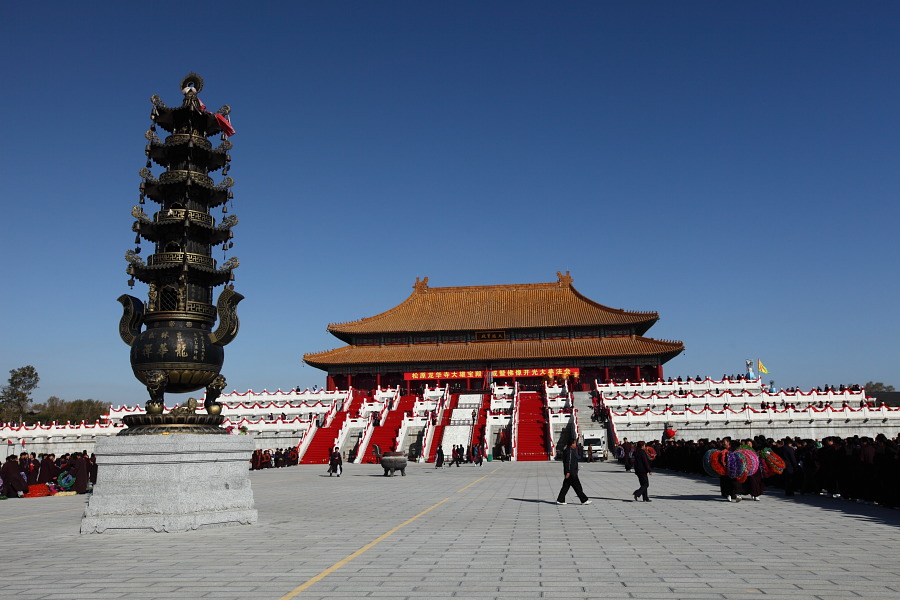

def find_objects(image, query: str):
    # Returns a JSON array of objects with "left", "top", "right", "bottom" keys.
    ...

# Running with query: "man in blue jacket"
[{"left": 557, "top": 439, "right": 592, "bottom": 505}]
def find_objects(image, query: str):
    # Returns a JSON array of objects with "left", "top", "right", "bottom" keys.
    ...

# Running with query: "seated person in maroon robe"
[{"left": 1, "top": 455, "right": 29, "bottom": 498}]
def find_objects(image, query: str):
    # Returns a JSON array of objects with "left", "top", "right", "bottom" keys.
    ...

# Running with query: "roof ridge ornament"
[
  {"left": 556, "top": 270, "right": 573, "bottom": 286},
  {"left": 181, "top": 73, "right": 204, "bottom": 95},
  {"left": 413, "top": 276, "right": 429, "bottom": 293}
]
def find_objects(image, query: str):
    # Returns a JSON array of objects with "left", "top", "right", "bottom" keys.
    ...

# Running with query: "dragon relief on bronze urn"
[{"left": 129, "top": 323, "right": 226, "bottom": 394}]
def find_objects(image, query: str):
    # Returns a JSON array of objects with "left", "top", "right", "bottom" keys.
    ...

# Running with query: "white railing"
[
  {"left": 490, "top": 397, "right": 513, "bottom": 411},
  {"left": 294, "top": 419, "right": 320, "bottom": 461},
  {"left": 419, "top": 417, "right": 433, "bottom": 463},
  {"left": 105, "top": 397, "right": 344, "bottom": 424},
  {"left": 321, "top": 400, "right": 340, "bottom": 429},
  {"left": 423, "top": 385, "right": 449, "bottom": 402},
  {"left": 608, "top": 404, "right": 900, "bottom": 433},
  {"left": 602, "top": 388, "right": 869, "bottom": 412},
  {"left": 396, "top": 415, "right": 428, "bottom": 457},
  {"left": 215, "top": 388, "right": 352, "bottom": 404},
  {"left": 332, "top": 415, "right": 367, "bottom": 454},
  {"left": 484, "top": 413, "right": 512, "bottom": 457},
  {"left": 596, "top": 377, "right": 765, "bottom": 397},
  {"left": 0, "top": 421, "right": 124, "bottom": 439},
  {"left": 374, "top": 386, "right": 402, "bottom": 405},
  {"left": 545, "top": 381, "right": 569, "bottom": 400},
  {"left": 434, "top": 393, "right": 449, "bottom": 427},
  {"left": 353, "top": 416, "right": 377, "bottom": 464},
  {"left": 358, "top": 400, "right": 387, "bottom": 416},
  {"left": 492, "top": 383, "right": 515, "bottom": 399},
  {"left": 396, "top": 415, "right": 412, "bottom": 453},
  {"left": 413, "top": 399, "right": 439, "bottom": 416}
]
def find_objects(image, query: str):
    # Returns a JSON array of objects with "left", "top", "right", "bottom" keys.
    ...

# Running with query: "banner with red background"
[{"left": 404, "top": 367, "right": 579, "bottom": 380}]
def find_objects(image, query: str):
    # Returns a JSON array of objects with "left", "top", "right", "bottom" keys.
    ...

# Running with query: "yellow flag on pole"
[{"left": 758, "top": 359, "right": 769, "bottom": 374}]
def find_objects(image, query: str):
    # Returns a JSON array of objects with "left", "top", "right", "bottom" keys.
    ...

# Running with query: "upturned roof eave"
[{"left": 303, "top": 337, "right": 685, "bottom": 369}]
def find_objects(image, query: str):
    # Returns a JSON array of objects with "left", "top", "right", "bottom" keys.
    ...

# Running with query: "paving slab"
[{"left": 1, "top": 460, "right": 899, "bottom": 599}]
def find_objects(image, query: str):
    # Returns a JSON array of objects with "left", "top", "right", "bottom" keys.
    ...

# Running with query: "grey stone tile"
[{"left": 2, "top": 461, "right": 899, "bottom": 600}]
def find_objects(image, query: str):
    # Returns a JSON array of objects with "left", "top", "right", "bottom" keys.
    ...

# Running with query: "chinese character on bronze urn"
[{"left": 116, "top": 73, "right": 241, "bottom": 435}]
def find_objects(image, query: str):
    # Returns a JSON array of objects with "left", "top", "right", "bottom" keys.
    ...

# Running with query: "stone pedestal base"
[{"left": 81, "top": 434, "right": 257, "bottom": 534}]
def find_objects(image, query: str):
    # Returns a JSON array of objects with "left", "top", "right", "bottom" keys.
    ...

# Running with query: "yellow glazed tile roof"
[{"left": 328, "top": 272, "right": 658, "bottom": 335}]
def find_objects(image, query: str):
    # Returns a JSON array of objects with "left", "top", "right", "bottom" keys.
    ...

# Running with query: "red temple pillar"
[
  {"left": 346, "top": 373, "right": 352, "bottom": 390},
  {"left": 327, "top": 375, "right": 335, "bottom": 391},
  {"left": 656, "top": 365, "right": 663, "bottom": 381},
  {"left": 376, "top": 373, "right": 382, "bottom": 389},
  {"left": 603, "top": 367, "right": 610, "bottom": 383},
  {"left": 406, "top": 379, "right": 411, "bottom": 395}
]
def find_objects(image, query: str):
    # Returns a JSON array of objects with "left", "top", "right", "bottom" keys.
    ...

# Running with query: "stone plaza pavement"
[{"left": 1, "top": 460, "right": 899, "bottom": 600}]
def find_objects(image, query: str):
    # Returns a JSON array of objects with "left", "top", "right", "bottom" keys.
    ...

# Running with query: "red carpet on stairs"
[
  {"left": 426, "top": 424, "right": 445, "bottom": 462},
  {"left": 300, "top": 391, "right": 367, "bottom": 465},
  {"left": 300, "top": 411, "right": 347, "bottom": 464},
  {"left": 426, "top": 393, "right": 459, "bottom": 462},
  {"left": 364, "top": 395, "right": 417, "bottom": 463},
  {"left": 516, "top": 392, "right": 548, "bottom": 461},
  {"left": 470, "top": 395, "right": 489, "bottom": 448}
]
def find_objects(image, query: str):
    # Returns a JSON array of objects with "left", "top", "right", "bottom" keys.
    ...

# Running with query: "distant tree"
[
  {"left": 29, "top": 395, "right": 65, "bottom": 424},
  {"left": 64, "top": 399, "right": 106, "bottom": 423},
  {"left": 30, "top": 396, "right": 106, "bottom": 425},
  {"left": 0, "top": 366, "right": 40, "bottom": 424},
  {"left": 864, "top": 381, "right": 896, "bottom": 393}
]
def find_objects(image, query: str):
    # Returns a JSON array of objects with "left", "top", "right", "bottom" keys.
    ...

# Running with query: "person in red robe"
[
  {"left": 67, "top": 452, "right": 90, "bottom": 494},
  {"left": 89, "top": 453, "right": 98, "bottom": 485},
  {"left": 37, "top": 453, "right": 58, "bottom": 484},
  {"left": 25, "top": 453, "right": 40, "bottom": 485}
]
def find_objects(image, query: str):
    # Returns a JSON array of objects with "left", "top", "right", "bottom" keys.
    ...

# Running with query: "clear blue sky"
[{"left": 1, "top": 2, "right": 897, "bottom": 406}]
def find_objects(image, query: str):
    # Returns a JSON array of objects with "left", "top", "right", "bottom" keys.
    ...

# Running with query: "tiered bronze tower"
[{"left": 117, "top": 74, "right": 242, "bottom": 434}]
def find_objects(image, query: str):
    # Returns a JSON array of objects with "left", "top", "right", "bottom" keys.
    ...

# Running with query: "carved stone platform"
[
  {"left": 81, "top": 434, "right": 257, "bottom": 534},
  {"left": 120, "top": 413, "right": 227, "bottom": 435}
]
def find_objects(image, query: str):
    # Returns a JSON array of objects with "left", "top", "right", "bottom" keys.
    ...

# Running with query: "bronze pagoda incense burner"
[{"left": 117, "top": 74, "right": 241, "bottom": 435}]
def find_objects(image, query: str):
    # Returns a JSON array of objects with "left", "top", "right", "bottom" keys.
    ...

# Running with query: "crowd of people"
[
  {"left": 434, "top": 443, "right": 487, "bottom": 468},
  {"left": 614, "top": 433, "right": 900, "bottom": 508},
  {"left": 1, "top": 451, "right": 96, "bottom": 498},
  {"left": 249, "top": 447, "right": 300, "bottom": 470}
]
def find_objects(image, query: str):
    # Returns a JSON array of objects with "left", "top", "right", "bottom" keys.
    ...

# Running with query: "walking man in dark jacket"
[
  {"left": 556, "top": 440, "right": 592, "bottom": 505},
  {"left": 632, "top": 441, "right": 653, "bottom": 502}
]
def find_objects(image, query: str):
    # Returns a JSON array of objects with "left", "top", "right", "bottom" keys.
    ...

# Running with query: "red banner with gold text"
[{"left": 404, "top": 367, "right": 579, "bottom": 380}]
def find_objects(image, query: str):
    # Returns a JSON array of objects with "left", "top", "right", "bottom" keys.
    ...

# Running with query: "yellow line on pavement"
[
  {"left": 278, "top": 466, "right": 499, "bottom": 599},
  {"left": 455, "top": 466, "right": 500, "bottom": 494}
]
